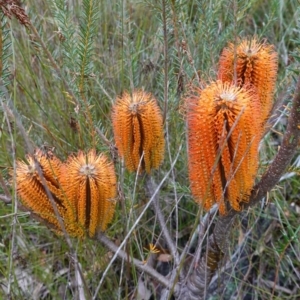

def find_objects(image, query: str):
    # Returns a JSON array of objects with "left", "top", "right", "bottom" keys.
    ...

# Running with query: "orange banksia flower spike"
[
  {"left": 187, "top": 81, "right": 263, "bottom": 214},
  {"left": 60, "top": 149, "right": 117, "bottom": 237},
  {"left": 112, "top": 90, "right": 165, "bottom": 173},
  {"left": 218, "top": 37, "right": 278, "bottom": 125},
  {"left": 187, "top": 86, "right": 225, "bottom": 213},
  {"left": 15, "top": 149, "right": 66, "bottom": 230}
]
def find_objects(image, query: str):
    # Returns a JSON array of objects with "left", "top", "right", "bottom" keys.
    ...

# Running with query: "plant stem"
[
  {"left": 145, "top": 175, "right": 180, "bottom": 266},
  {"left": 94, "top": 144, "right": 182, "bottom": 298},
  {"left": 162, "top": 0, "right": 168, "bottom": 124},
  {"left": 97, "top": 233, "right": 171, "bottom": 289},
  {"left": 247, "top": 75, "right": 300, "bottom": 208}
]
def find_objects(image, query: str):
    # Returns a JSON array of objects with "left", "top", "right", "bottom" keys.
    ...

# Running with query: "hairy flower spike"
[
  {"left": 15, "top": 149, "right": 117, "bottom": 238},
  {"left": 60, "top": 150, "right": 117, "bottom": 237},
  {"left": 15, "top": 150, "right": 65, "bottom": 230},
  {"left": 112, "top": 90, "right": 165, "bottom": 173},
  {"left": 218, "top": 37, "right": 278, "bottom": 125},
  {"left": 187, "top": 81, "right": 262, "bottom": 214}
]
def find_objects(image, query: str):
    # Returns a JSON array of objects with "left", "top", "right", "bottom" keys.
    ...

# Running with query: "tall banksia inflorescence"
[
  {"left": 187, "top": 81, "right": 263, "bottom": 215},
  {"left": 15, "top": 149, "right": 66, "bottom": 231},
  {"left": 112, "top": 90, "right": 165, "bottom": 173},
  {"left": 218, "top": 37, "right": 278, "bottom": 125},
  {"left": 15, "top": 149, "right": 117, "bottom": 238},
  {"left": 60, "top": 149, "right": 117, "bottom": 237}
]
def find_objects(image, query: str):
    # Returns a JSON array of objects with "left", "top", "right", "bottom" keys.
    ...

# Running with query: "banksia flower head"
[
  {"left": 60, "top": 149, "right": 117, "bottom": 237},
  {"left": 15, "top": 149, "right": 117, "bottom": 238},
  {"left": 187, "top": 81, "right": 263, "bottom": 215},
  {"left": 112, "top": 90, "right": 165, "bottom": 173},
  {"left": 15, "top": 149, "right": 66, "bottom": 230},
  {"left": 218, "top": 37, "right": 278, "bottom": 125}
]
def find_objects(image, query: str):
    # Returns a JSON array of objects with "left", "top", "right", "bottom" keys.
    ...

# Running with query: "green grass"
[{"left": 0, "top": 0, "right": 300, "bottom": 299}]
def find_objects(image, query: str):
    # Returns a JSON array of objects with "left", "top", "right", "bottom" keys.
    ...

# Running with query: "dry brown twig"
[{"left": 0, "top": 0, "right": 30, "bottom": 27}]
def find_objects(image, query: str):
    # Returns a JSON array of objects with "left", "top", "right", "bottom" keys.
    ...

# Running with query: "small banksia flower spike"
[
  {"left": 187, "top": 81, "right": 262, "bottom": 214},
  {"left": 60, "top": 149, "right": 117, "bottom": 237},
  {"left": 112, "top": 90, "right": 165, "bottom": 173},
  {"left": 218, "top": 37, "right": 278, "bottom": 125},
  {"left": 34, "top": 149, "right": 62, "bottom": 187},
  {"left": 15, "top": 150, "right": 66, "bottom": 230}
]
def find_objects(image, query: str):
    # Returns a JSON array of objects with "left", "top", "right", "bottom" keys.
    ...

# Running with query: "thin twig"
[
  {"left": 28, "top": 24, "right": 79, "bottom": 106},
  {"left": 28, "top": 23, "right": 108, "bottom": 149},
  {"left": 165, "top": 119, "right": 180, "bottom": 262},
  {"left": 97, "top": 233, "right": 171, "bottom": 289},
  {"left": 94, "top": 126, "right": 111, "bottom": 147},
  {"left": 0, "top": 171, "right": 11, "bottom": 199},
  {"left": 192, "top": 206, "right": 218, "bottom": 269},
  {"left": 266, "top": 90, "right": 289, "bottom": 131},
  {"left": 163, "top": 206, "right": 218, "bottom": 300},
  {"left": 1, "top": 90, "right": 17, "bottom": 296},
  {"left": 145, "top": 175, "right": 180, "bottom": 266},
  {"left": 0, "top": 194, "right": 11, "bottom": 203},
  {"left": 93, "top": 144, "right": 183, "bottom": 298},
  {"left": 233, "top": 0, "right": 238, "bottom": 85},
  {"left": 162, "top": 0, "right": 168, "bottom": 124},
  {"left": 247, "top": 75, "right": 300, "bottom": 208}
]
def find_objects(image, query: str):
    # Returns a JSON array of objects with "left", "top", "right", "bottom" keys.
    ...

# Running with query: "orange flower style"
[
  {"left": 15, "top": 149, "right": 66, "bottom": 230},
  {"left": 60, "top": 149, "right": 117, "bottom": 237},
  {"left": 112, "top": 90, "right": 165, "bottom": 173},
  {"left": 187, "top": 81, "right": 263, "bottom": 214},
  {"left": 218, "top": 37, "right": 278, "bottom": 125}
]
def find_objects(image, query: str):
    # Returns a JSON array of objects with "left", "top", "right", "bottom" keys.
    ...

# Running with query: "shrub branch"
[{"left": 174, "top": 75, "right": 300, "bottom": 299}]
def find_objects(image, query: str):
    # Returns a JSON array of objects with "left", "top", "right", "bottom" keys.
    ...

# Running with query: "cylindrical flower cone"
[
  {"left": 187, "top": 81, "right": 263, "bottom": 214},
  {"left": 112, "top": 90, "right": 165, "bottom": 173},
  {"left": 15, "top": 149, "right": 66, "bottom": 231},
  {"left": 60, "top": 149, "right": 117, "bottom": 237},
  {"left": 218, "top": 37, "right": 278, "bottom": 126}
]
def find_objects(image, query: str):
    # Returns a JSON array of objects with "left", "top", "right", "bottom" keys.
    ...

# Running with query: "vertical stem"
[
  {"left": 5, "top": 27, "right": 17, "bottom": 295},
  {"left": 78, "top": 0, "right": 97, "bottom": 148},
  {"left": 94, "top": 148, "right": 182, "bottom": 298},
  {"left": 233, "top": 0, "right": 238, "bottom": 85},
  {"left": 162, "top": 0, "right": 168, "bottom": 124},
  {"left": 145, "top": 175, "right": 180, "bottom": 266}
]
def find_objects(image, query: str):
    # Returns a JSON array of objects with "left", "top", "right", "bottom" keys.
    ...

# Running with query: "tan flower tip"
[
  {"left": 80, "top": 164, "right": 96, "bottom": 176},
  {"left": 112, "top": 90, "right": 165, "bottom": 173},
  {"left": 220, "top": 91, "right": 236, "bottom": 101}
]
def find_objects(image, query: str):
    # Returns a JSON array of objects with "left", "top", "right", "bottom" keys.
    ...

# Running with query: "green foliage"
[{"left": 0, "top": 15, "right": 11, "bottom": 93}]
